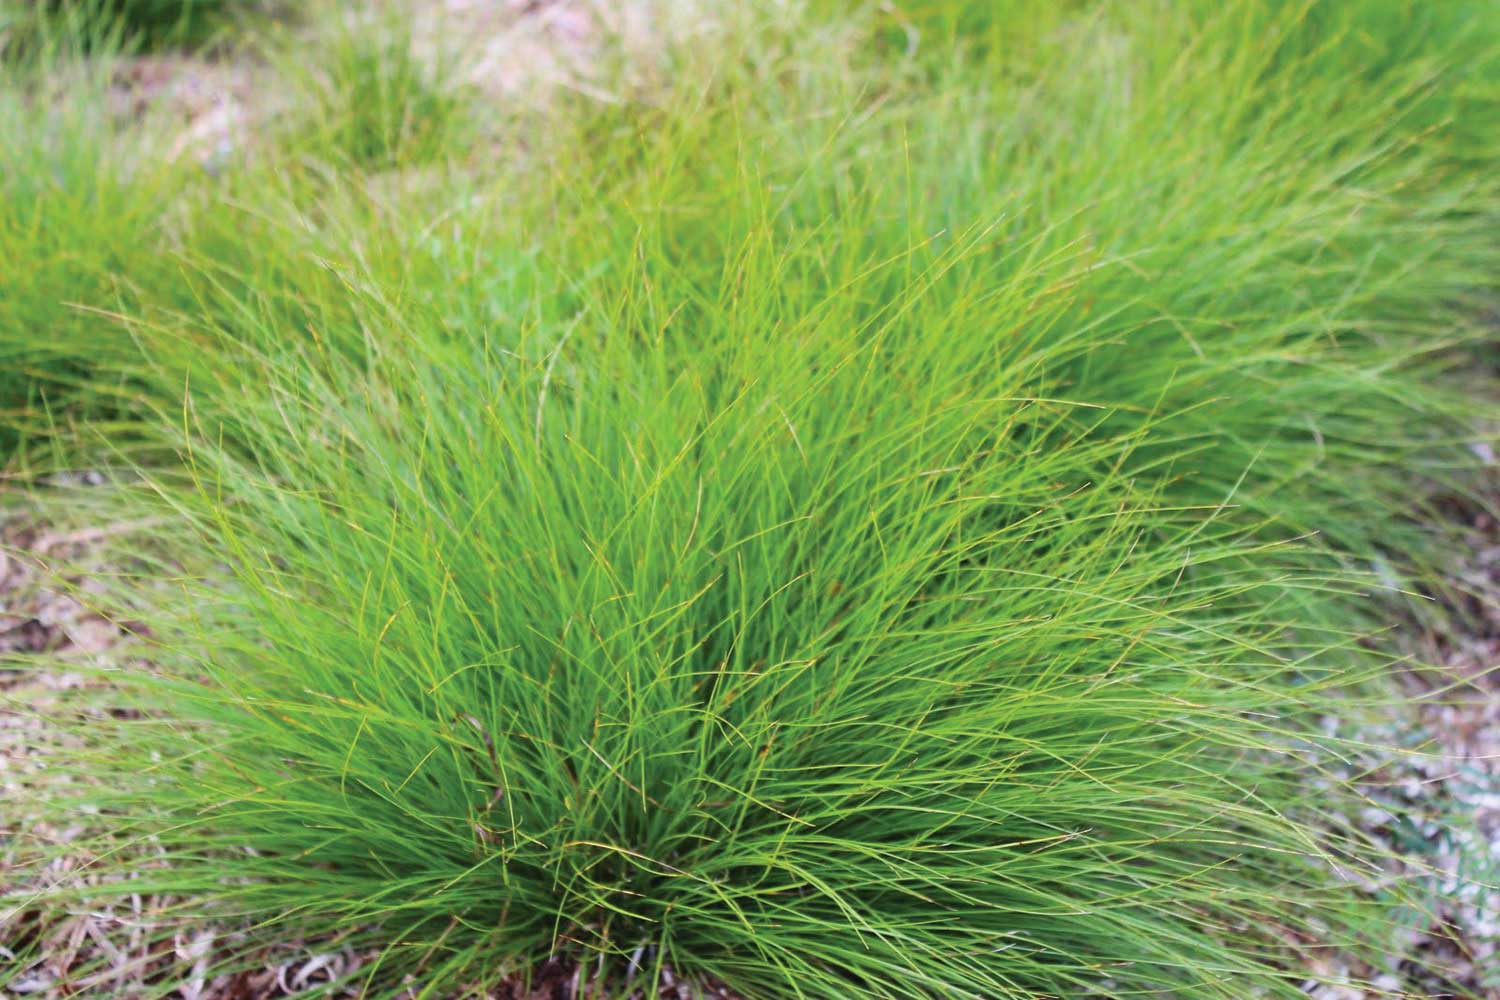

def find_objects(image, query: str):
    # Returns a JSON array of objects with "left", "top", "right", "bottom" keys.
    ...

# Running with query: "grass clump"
[
  {"left": 78, "top": 305, "right": 1398, "bottom": 996},
  {"left": 283, "top": 19, "right": 464, "bottom": 170},
  {"left": 8, "top": 0, "right": 1500, "bottom": 996},
  {"left": 2, "top": 0, "right": 253, "bottom": 54},
  {"left": 0, "top": 54, "right": 193, "bottom": 462}
]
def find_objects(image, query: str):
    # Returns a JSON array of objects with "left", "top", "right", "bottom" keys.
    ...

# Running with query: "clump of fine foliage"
[
  {"left": 286, "top": 25, "right": 463, "bottom": 169},
  {"left": 7, "top": 0, "right": 1500, "bottom": 997},
  {"left": 0, "top": 61, "right": 190, "bottom": 458},
  {"left": 3, "top": 0, "right": 251, "bottom": 52}
]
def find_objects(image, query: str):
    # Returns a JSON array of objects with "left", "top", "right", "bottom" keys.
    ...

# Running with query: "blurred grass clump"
[
  {"left": 2, "top": 0, "right": 253, "bottom": 53},
  {"left": 289, "top": 30, "right": 463, "bottom": 169},
  {"left": 0, "top": 61, "right": 191, "bottom": 458}
]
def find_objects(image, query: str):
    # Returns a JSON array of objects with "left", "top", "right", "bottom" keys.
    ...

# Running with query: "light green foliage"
[
  {"left": 282, "top": 22, "right": 464, "bottom": 170},
  {"left": 0, "top": 62, "right": 189, "bottom": 457},
  {"left": 5, "top": 1, "right": 1500, "bottom": 996}
]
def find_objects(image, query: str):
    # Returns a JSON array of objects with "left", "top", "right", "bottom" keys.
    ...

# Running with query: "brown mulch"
[{"left": 1306, "top": 493, "right": 1500, "bottom": 1000}]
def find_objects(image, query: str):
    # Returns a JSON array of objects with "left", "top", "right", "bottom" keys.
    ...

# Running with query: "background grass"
[
  {"left": 4, "top": 0, "right": 1500, "bottom": 996},
  {"left": 1, "top": 0, "right": 259, "bottom": 53},
  {"left": 283, "top": 23, "right": 463, "bottom": 169},
  {"left": 0, "top": 55, "right": 192, "bottom": 459}
]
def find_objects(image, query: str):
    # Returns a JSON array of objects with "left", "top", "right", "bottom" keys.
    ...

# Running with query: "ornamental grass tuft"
[{"left": 7, "top": 1, "right": 1500, "bottom": 996}]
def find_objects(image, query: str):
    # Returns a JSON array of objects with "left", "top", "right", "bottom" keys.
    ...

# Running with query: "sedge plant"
[
  {"left": 7, "top": 0, "right": 1500, "bottom": 996},
  {"left": 0, "top": 49, "right": 199, "bottom": 462}
]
